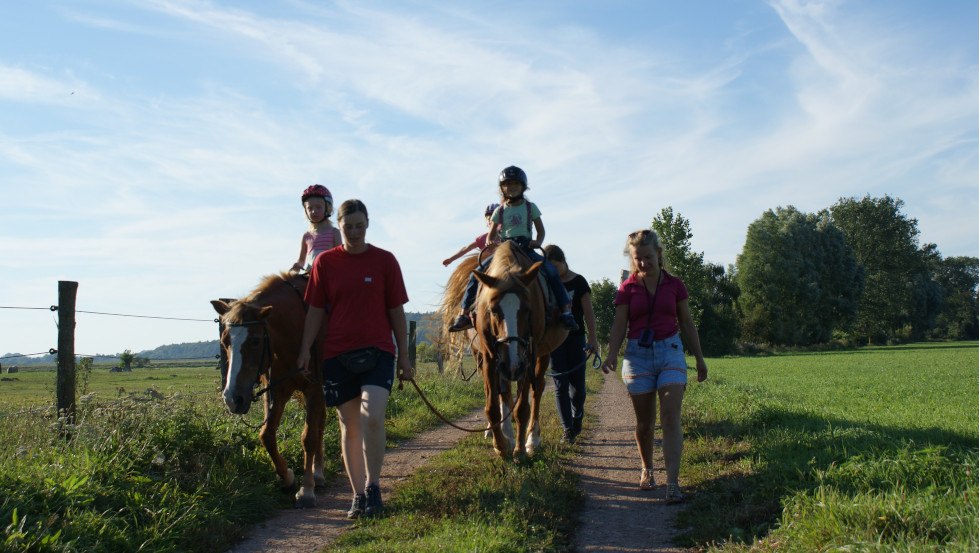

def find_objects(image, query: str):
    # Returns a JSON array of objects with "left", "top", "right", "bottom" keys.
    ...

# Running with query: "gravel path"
[
  {"left": 570, "top": 371, "right": 685, "bottom": 552},
  {"left": 227, "top": 372, "right": 686, "bottom": 552}
]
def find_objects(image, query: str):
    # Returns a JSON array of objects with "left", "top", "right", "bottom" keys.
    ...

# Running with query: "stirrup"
[{"left": 559, "top": 312, "right": 579, "bottom": 331}]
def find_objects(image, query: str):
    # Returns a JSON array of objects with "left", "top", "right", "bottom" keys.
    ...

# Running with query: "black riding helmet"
[{"left": 498, "top": 165, "right": 528, "bottom": 189}]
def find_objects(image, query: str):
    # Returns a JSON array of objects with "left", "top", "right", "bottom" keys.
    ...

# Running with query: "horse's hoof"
[
  {"left": 294, "top": 492, "right": 316, "bottom": 509},
  {"left": 314, "top": 474, "right": 327, "bottom": 489}
]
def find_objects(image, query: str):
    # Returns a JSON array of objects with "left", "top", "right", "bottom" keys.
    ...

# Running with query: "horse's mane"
[
  {"left": 225, "top": 272, "right": 295, "bottom": 322},
  {"left": 437, "top": 256, "right": 479, "bottom": 360},
  {"left": 485, "top": 241, "right": 525, "bottom": 278}
]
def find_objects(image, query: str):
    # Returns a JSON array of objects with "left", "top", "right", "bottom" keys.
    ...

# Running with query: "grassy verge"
[
  {"left": 0, "top": 362, "right": 483, "bottom": 552},
  {"left": 676, "top": 341, "right": 978, "bottom": 551}
]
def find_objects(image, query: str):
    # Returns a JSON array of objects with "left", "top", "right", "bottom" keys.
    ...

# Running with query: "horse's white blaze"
[
  {"left": 223, "top": 325, "right": 247, "bottom": 408},
  {"left": 500, "top": 294, "right": 521, "bottom": 369},
  {"left": 500, "top": 399, "right": 514, "bottom": 442}
]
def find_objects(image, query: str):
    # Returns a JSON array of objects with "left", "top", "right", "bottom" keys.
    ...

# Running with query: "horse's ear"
[
  {"left": 211, "top": 300, "right": 232, "bottom": 316},
  {"left": 258, "top": 306, "right": 274, "bottom": 319},
  {"left": 521, "top": 262, "right": 543, "bottom": 285},
  {"left": 474, "top": 270, "right": 501, "bottom": 289}
]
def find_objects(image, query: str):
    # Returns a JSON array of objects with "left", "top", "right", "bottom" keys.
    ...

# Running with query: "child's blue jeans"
[{"left": 460, "top": 238, "right": 570, "bottom": 311}]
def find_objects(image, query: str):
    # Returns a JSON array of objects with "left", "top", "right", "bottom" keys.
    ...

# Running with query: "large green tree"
[
  {"left": 827, "top": 195, "right": 929, "bottom": 343},
  {"left": 931, "top": 255, "right": 979, "bottom": 340},
  {"left": 736, "top": 206, "right": 863, "bottom": 346}
]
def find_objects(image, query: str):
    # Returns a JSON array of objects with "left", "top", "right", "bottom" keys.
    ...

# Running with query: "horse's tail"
[{"left": 437, "top": 255, "right": 479, "bottom": 360}]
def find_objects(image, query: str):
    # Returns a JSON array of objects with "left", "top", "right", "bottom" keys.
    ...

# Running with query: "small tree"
[
  {"left": 589, "top": 277, "right": 617, "bottom": 352},
  {"left": 118, "top": 350, "right": 135, "bottom": 372}
]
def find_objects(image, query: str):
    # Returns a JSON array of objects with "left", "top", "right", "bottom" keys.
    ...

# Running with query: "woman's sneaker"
[
  {"left": 363, "top": 483, "right": 383, "bottom": 516},
  {"left": 664, "top": 482, "right": 686, "bottom": 503},
  {"left": 346, "top": 493, "right": 366, "bottom": 519}
]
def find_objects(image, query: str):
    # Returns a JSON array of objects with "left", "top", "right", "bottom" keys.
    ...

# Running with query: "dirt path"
[
  {"left": 227, "top": 372, "right": 685, "bottom": 552},
  {"left": 569, "top": 371, "right": 685, "bottom": 552},
  {"left": 226, "top": 408, "right": 487, "bottom": 553}
]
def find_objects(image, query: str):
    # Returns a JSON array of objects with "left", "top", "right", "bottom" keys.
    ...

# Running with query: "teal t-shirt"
[{"left": 491, "top": 201, "right": 541, "bottom": 240}]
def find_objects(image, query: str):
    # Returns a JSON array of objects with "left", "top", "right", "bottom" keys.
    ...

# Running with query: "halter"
[{"left": 224, "top": 319, "right": 274, "bottom": 402}]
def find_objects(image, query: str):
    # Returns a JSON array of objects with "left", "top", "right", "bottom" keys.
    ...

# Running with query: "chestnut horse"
[
  {"left": 440, "top": 241, "right": 567, "bottom": 459},
  {"left": 211, "top": 273, "right": 326, "bottom": 508}
]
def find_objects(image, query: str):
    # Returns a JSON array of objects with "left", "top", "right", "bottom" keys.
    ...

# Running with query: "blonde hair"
[{"left": 624, "top": 229, "right": 667, "bottom": 275}]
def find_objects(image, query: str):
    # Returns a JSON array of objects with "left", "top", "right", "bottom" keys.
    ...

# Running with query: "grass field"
[{"left": 678, "top": 341, "right": 978, "bottom": 551}]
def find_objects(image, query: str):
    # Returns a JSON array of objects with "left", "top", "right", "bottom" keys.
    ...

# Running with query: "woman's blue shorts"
[{"left": 621, "top": 333, "right": 687, "bottom": 395}]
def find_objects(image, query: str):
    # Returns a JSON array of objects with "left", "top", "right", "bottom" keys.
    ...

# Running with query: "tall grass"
[
  {"left": 677, "top": 341, "right": 978, "bottom": 551},
  {"left": 0, "top": 362, "right": 483, "bottom": 552}
]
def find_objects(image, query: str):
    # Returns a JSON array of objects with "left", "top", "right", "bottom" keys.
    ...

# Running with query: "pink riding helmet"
[{"left": 301, "top": 184, "right": 332, "bottom": 205}]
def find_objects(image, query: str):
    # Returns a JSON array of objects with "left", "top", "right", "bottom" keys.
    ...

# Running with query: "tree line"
[{"left": 588, "top": 195, "right": 978, "bottom": 355}]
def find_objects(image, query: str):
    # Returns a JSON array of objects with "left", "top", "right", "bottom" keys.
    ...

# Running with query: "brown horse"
[
  {"left": 211, "top": 273, "right": 326, "bottom": 508},
  {"left": 440, "top": 241, "right": 567, "bottom": 459}
]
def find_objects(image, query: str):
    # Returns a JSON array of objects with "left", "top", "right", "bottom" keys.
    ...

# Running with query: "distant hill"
[{"left": 3, "top": 312, "right": 440, "bottom": 366}]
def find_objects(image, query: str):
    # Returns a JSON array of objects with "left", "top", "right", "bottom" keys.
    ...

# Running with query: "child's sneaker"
[
  {"left": 559, "top": 312, "right": 579, "bottom": 331},
  {"left": 448, "top": 314, "right": 473, "bottom": 332}
]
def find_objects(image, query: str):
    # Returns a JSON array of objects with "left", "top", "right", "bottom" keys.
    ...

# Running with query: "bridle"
[{"left": 223, "top": 319, "right": 277, "bottom": 403}]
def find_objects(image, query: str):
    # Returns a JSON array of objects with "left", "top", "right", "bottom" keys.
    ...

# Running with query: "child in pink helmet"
[{"left": 292, "top": 184, "right": 342, "bottom": 274}]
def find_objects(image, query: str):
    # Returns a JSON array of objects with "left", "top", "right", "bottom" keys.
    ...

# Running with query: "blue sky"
[{"left": 1, "top": 0, "right": 976, "bottom": 356}]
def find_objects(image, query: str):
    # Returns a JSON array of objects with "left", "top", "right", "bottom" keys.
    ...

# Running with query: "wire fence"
[{"left": 0, "top": 302, "right": 218, "bottom": 364}]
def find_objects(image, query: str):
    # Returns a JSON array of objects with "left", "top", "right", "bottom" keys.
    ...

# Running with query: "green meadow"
[{"left": 678, "top": 341, "right": 978, "bottom": 551}]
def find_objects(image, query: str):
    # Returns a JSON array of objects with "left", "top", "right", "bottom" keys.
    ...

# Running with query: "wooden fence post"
[
  {"left": 408, "top": 320, "right": 417, "bottom": 370},
  {"left": 56, "top": 280, "right": 78, "bottom": 428}
]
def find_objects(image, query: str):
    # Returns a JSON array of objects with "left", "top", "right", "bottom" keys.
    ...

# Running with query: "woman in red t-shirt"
[
  {"left": 297, "top": 199, "right": 412, "bottom": 520},
  {"left": 600, "top": 229, "right": 707, "bottom": 503}
]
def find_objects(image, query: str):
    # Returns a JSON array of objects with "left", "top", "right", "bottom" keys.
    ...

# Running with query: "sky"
[{"left": 0, "top": 0, "right": 976, "bottom": 357}]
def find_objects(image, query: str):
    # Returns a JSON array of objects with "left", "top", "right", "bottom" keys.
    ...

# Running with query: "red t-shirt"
[
  {"left": 304, "top": 245, "right": 409, "bottom": 359},
  {"left": 614, "top": 272, "right": 688, "bottom": 340}
]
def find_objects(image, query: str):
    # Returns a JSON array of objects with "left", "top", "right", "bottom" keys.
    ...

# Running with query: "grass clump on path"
[{"left": 330, "top": 393, "right": 583, "bottom": 553}]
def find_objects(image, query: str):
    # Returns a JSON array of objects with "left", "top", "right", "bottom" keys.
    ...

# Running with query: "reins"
[{"left": 545, "top": 346, "right": 603, "bottom": 378}]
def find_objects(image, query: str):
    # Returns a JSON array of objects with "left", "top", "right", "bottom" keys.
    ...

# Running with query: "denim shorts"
[
  {"left": 621, "top": 333, "right": 687, "bottom": 395},
  {"left": 321, "top": 350, "right": 395, "bottom": 407}
]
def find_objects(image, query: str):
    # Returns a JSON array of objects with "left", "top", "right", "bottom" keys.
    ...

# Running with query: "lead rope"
[{"left": 398, "top": 371, "right": 530, "bottom": 433}]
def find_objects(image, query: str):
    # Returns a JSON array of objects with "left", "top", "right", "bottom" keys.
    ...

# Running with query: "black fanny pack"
[{"left": 336, "top": 347, "right": 380, "bottom": 374}]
